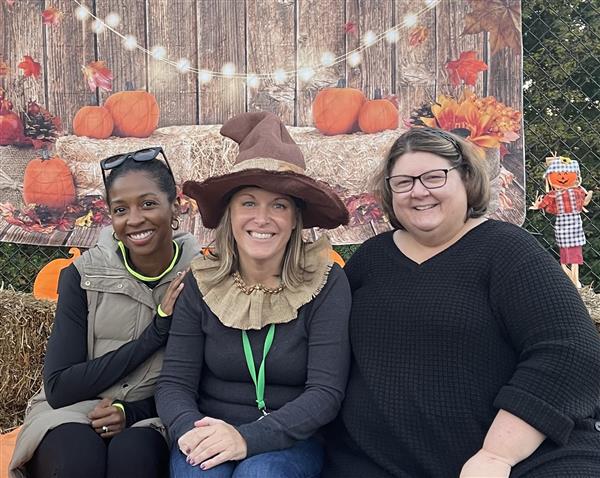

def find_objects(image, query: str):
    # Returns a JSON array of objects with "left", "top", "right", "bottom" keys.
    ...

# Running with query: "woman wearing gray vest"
[
  {"left": 10, "top": 148, "right": 200, "bottom": 478},
  {"left": 156, "top": 112, "right": 352, "bottom": 477}
]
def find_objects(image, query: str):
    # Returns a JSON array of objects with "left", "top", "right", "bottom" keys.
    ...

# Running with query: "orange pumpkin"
[
  {"left": 312, "top": 79, "right": 366, "bottom": 135},
  {"left": 23, "top": 152, "right": 76, "bottom": 209},
  {"left": 73, "top": 105, "right": 114, "bottom": 139},
  {"left": 33, "top": 248, "right": 81, "bottom": 301},
  {"left": 547, "top": 171, "right": 579, "bottom": 189},
  {"left": 104, "top": 90, "right": 160, "bottom": 138},
  {"left": 358, "top": 88, "right": 399, "bottom": 134}
]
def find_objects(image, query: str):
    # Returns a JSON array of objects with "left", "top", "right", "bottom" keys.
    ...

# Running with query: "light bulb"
[
  {"left": 176, "top": 58, "right": 191, "bottom": 73},
  {"left": 75, "top": 5, "right": 90, "bottom": 20},
  {"left": 363, "top": 30, "right": 377, "bottom": 47},
  {"left": 348, "top": 51, "right": 361, "bottom": 67},
  {"left": 104, "top": 12, "right": 121, "bottom": 28},
  {"left": 123, "top": 35, "right": 137, "bottom": 50},
  {"left": 321, "top": 52, "right": 335, "bottom": 67},
  {"left": 298, "top": 67, "right": 315, "bottom": 82},
  {"left": 247, "top": 74, "right": 260, "bottom": 88},
  {"left": 385, "top": 30, "right": 400, "bottom": 43},
  {"left": 151, "top": 46, "right": 167, "bottom": 60},
  {"left": 403, "top": 14, "right": 418, "bottom": 28},
  {"left": 222, "top": 63, "right": 236, "bottom": 77},
  {"left": 199, "top": 70, "right": 213, "bottom": 83},
  {"left": 273, "top": 68, "right": 287, "bottom": 84}
]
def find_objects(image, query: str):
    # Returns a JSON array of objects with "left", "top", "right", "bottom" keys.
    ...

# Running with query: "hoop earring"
[
  {"left": 112, "top": 231, "right": 119, "bottom": 241},
  {"left": 171, "top": 218, "right": 180, "bottom": 230}
]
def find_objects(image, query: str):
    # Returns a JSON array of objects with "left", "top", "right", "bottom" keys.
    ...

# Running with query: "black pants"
[{"left": 27, "top": 422, "right": 169, "bottom": 478}]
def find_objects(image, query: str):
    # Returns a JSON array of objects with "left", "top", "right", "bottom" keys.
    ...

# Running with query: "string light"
[
  {"left": 222, "top": 63, "right": 236, "bottom": 77},
  {"left": 403, "top": 14, "right": 418, "bottom": 28},
  {"left": 151, "top": 46, "right": 167, "bottom": 60},
  {"left": 91, "top": 19, "right": 105, "bottom": 34},
  {"left": 75, "top": 5, "right": 90, "bottom": 20},
  {"left": 347, "top": 51, "right": 362, "bottom": 67},
  {"left": 298, "top": 66, "right": 315, "bottom": 82},
  {"left": 363, "top": 30, "right": 377, "bottom": 47},
  {"left": 199, "top": 69, "right": 212, "bottom": 83},
  {"left": 104, "top": 12, "right": 120, "bottom": 28},
  {"left": 247, "top": 74, "right": 260, "bottom": 88},
  {"left": 71, "top": 0, "right": 437, "bottom": 82},
  {"left": 122, "top": 35, "right": 137, "bottom": 50},
  {"left": 273, "top": 69, "right": 287, "bottom": 84},
  {"left": 176, "top": 58, "right": 191, "bottom": 73},
  {"left": 320, "top": 52, "right": 336, "bottom": 67},
  {"left": 385, "top": 30, "right": 400, "bottom": 43}
]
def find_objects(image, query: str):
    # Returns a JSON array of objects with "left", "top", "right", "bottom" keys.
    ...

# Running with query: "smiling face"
[
  {"left": 229, "top": 187, "right": 297, "bottom": 278},
  {"left": 390, "top": 151, "right": 468, "bottom": 245},
  {"left": 547, "top": 171, "right": 579, "bottom": 189},
  {"left": 108, "top": 170, "right": 178, "bottom": 271}
]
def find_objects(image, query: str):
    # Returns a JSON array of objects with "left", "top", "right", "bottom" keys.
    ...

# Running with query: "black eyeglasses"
[
  {"left": 386, "top": 166, "right": 461, "bottom": 193},
  {"left": 100, "top": 147, "right": 174, "bottom": 197}
]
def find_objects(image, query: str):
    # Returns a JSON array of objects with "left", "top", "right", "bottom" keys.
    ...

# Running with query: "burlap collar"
[{"left": 191, "top": 236, "right": 333, "bottom": 330}]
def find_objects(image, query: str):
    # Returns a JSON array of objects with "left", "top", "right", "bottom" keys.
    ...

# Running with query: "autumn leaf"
[
  {"left": 409, "top": 25, "right": 429, "bottom": 47},
  {"left": 462, "top": 0, "right": 521, "bottom": 55},
  {"left": 0, "top": 60, "right": 9, "bottom": 77},
  {"left": 42, "top": 6, "right": 64, "bottom": 26},
  {"left": 18, "top": 55, "right": 41, "bottom": 79},
  {"left": 344, "top": 21, "right": 358, "bottom": 35},
  {"left": 446, "top": 50, "right": 488, "bottom": 87},
  {"left": 82, "top": 60, "right": 113, "bottom": 92}
]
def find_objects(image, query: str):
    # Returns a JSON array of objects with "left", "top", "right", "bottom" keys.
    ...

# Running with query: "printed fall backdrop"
[{"left": 0, "top": 0, "right": 523, "bottom": 247}]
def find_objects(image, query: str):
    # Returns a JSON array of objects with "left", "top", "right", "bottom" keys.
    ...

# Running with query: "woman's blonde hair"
[
  {"left": 371, "top": 128, "right": 490, "bottom": 230},
  {"left": 207, "top": 203, "right": 306, "bottom": 289}
]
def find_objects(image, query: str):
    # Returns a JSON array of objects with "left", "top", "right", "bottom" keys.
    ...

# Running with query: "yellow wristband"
[
  {"left": 112, "top": 402, "right": 126, "bottom": 419},
  {"left": 157, "top": 304, "right": 169, "bottom": 317}
]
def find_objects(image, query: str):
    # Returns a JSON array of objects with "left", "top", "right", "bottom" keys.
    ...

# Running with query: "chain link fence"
[{"left": 1, "top": 1, "right": 598, "bottom": 291}]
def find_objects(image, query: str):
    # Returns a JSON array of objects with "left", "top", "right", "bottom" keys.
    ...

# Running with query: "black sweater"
[{"left": 324, "top": 220, "right": 600, "bottom": 478}]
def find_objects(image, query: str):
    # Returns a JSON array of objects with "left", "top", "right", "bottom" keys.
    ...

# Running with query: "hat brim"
[{"left": 183, "top": 169, "right": 349, "bottom": 229}]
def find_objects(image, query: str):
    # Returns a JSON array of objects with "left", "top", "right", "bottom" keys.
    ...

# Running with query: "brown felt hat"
[{"left": 183, "top": 111, "right": 349, "bottom": 229}]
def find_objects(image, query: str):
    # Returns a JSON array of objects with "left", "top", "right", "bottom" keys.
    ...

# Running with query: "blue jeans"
[{"left": 170, "top": 437, "right": 324, "bottom": 478}]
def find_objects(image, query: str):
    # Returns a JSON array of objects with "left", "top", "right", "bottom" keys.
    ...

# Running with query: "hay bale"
[
  {"left": 0, "top": 290, "right": 55, "bottom": 432},
  {"left": 580, "top": 286, "right": 600, "bottom": 333}
]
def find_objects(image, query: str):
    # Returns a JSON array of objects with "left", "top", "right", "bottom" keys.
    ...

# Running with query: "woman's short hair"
[
  {"left": 207, "top": 202, "right": 306, "bottom": 289},
  {"left": 371, "top": 127, "right": 490, "bottom": 230},
  {"left": 104, "top": 158, "right": 177, "bottom": 204}
]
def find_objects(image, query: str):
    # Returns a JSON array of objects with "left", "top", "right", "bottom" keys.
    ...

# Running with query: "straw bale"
[
  {"left": 0, "top": 290, "right": 55, "bottom": 432},
  {"left": 580, "top": 286, "right": 600, "bottom": 333},
  {"left": 55, "top": 130, "right": 194, "bottom": 196}
]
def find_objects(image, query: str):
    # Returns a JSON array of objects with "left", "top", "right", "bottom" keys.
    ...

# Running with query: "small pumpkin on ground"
[
  {"left": 23, "top": 150, "right": 76, "bottom": 209},
  {"left": 104, "top": 87, "right": 160, "bottom": 138},
  {"left": 312, "top": 79, "right": 366, "bottom": 135},
  {"left": 33, "top": 248, "right": 81, "bottom": 301},
  {"left": 358, "top": 88, "right": 399, "bottom": 134},
  {"left": 73, "top": 105, "right": 114, "bottom": 139}
]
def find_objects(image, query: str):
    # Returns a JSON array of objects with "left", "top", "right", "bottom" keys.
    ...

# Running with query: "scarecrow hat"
[
  {"left": 183, "top": 111, "right": 349, "bottom": 229},
  {"left": 543, "top": 155, "right": 581, "bottom": 178}
]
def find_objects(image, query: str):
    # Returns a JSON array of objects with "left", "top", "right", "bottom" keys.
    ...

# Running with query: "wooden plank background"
[{"left": 0, "top": 0, "right": 522, "bottom": 130}]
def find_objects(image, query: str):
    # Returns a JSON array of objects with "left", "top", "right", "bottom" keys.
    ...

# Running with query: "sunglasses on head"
[{"left": 100, "top": 147, "right": 174, "bottom": 198}]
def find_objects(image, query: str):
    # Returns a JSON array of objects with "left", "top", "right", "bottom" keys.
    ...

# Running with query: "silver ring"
[{"left": 102, "top": 425, "right": 109, "bottom": 433}]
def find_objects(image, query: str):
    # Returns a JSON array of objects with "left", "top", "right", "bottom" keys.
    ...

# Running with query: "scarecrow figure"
[{"left": 530, "top": 155, "right": 593, "bottom": 288}]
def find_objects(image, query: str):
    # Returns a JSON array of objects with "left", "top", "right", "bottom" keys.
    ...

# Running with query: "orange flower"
[{"left": 421, "top": 90, "right": 520, "bottom": 150}]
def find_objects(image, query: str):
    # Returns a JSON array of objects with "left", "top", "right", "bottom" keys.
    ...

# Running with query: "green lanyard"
[{"left": 241, "top": 324, "right": 276, "bottom": 415}]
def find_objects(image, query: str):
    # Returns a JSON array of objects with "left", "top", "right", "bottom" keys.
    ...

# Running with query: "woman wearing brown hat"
[{"left": 156, "top": 111, "right": 351, "bottom": 477}]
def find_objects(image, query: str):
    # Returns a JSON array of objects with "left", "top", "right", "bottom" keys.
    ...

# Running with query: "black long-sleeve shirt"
[
  {"left": 43, "top": 264, "right": 171, "bottom": 426},
  {"left": 324, "top": 220, "right": 600, "bottom": 478}
]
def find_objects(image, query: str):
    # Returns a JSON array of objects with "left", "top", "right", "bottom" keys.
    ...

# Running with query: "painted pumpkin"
[
  {"left": 104, "top": 90, "right": 160, "bottom": 138},
  {"left": 329, "top": 249, "right": 345, "bottom": 267},
  {"left": 23, "top": 152, "right": 76, "bottom": 209},
  {"left": 547, "top": 171, "right": 579, "bottom": 189},
  {"left": 33, "top": 248, "right": 81, "bottom": 301},
  {"left": 73, "top": 105, "right": 114, "bottom": 139},
  {"left": 312, "top": 80, "right": 366, "bottom": 135},
  {"left": 358, "top": 88, "right": 399, "bottom": 134}
]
